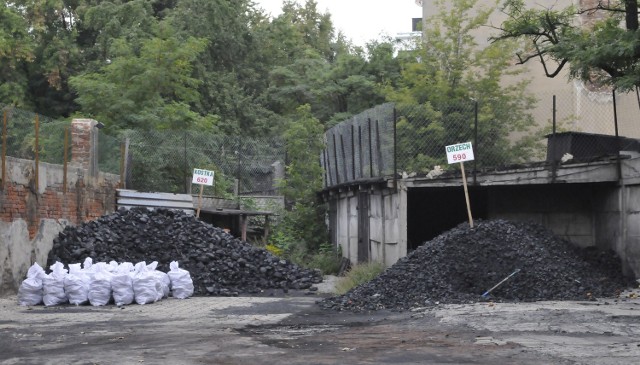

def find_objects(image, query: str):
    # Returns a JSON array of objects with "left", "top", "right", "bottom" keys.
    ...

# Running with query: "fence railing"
[
  {"left": 1, "top": 107, "right": 285, "bottom": 197},
  {"left": 322, "top": 89, "right": 640, "bottom": 189},
  {"left": 121, "top": 130, "right": 286, "bottom": 196}
]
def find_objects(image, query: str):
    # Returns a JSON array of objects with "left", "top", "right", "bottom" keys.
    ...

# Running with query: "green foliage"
[
  {"left": 497, "top": 0, "right": 640, "bottom": 91},
  {"left": 390, "top": 0, "right": 540, "bottom": 172},
  {"left": 280, "top": 105, "right": 324, "bottom": 203},
  {"left": 265, "top": 244, "right": 284, "bottom": 257},
  {"left": 0, "top": 3, "right": 34, "bottom": 107},
  {"left": 267, "top": 105, "right": 329, "bottom": 257},
  {"left": 304, "top": 249, "right": 342, "bottom": 275},
  {"left": 70, "top": 23, "right": 209, "bottom": 131},
  {"left": 335, "top": 262, "right": 386, "bottom": 295}
]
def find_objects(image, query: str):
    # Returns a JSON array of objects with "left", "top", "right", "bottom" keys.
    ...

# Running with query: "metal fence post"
[
  {"left": 358, "top": 125, "right": 363, "bottom": 179},
  {"left": 184, "top": 131, "right": 188, "bottom": 194},
  {"left": 551, "top": 95, "right": 557, "bottom": 182},
  {"left": 473, "top": 100, "right": 478, "bottom": 185},
  {"left": 1, "top": 109, "right": 6, "bottom": 191},
  {"left": 368, "top": 118, "right": 373, "bottom": 178},
  {"left": 375, "top": 119, "right": 383, "bottom": 176},
  {"left": 35, "top": 114, "right": 39, "bottom": 193},
  {"left": 351, "top": 124, "right": 356, "bottom": 181},
  {"left": 340, "top": 133, "right": 348, "bottom": 182},
  {"left": 332, "top": 133, "right": 340, "bottom": 184},
  {"left": 613, "top": 88, "right": 622, "bottom": 182},
  {"left": 393, "top": 107, "right": 397, "bottom": 191}
]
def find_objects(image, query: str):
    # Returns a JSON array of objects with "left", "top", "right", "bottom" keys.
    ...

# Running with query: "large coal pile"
[
  {"left": 320, "top": 220, "right": 632, "bottom": 312},
  {"left": 47, "top": 208, "right": 323, "bottom": 296}
]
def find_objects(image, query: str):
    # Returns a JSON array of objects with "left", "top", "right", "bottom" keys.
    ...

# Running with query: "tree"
[
  {"left": 8, "top": 0, "right": 84, "bottom": 116},
  {"left": 70, "top": 23, "right": 210, "bottom": 131},
  {"left": 388, "top": 0, "right": 539, "bottom": 172},
  {"left": 495, "top": 0, "right": 640, "bottom": 91},
  {"left": 273, "top": 104, "right": 328, "bottom": 253},
  {"left": 0, "top": 3, "right": 34, "bottom": 107}
]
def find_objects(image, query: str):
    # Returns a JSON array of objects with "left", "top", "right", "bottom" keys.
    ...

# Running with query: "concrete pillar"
[{"left": 71, "top": 119, "right": 99, "bottom": 177}]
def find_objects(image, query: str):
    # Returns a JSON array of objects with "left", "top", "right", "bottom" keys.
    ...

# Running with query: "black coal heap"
[
  {"left": 47, "top": 207, "right": 322, "bottom": 296},
  {"left": 320, "top": 219, "right": 632, "bottom": 311}
]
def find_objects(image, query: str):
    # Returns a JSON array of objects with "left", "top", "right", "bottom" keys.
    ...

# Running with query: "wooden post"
[
  {"left": 240, "top": 214, "right": 248, "bottom": 241},
  {"left": 63, "top": 126, "right": 69, "bottom": 194},
  {"left": 120, "top": 140, "right": 125, "bottom": 188},
  {"left": 196, "top": 184, "right": 204, "bottom": 218},
  {"left": 263, "top": 215, "right": 270, "bottom": 245},
  {"left": 460, "top": 162, "right": 474, "bottom": 228}
]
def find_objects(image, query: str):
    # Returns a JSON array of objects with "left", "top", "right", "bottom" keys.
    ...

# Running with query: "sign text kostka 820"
[
  {"left": 192, "top": 168, "right": 214, "bottom": 186},
  {"left": 445, "top": 142, "right": 475, "bottom": 164}
]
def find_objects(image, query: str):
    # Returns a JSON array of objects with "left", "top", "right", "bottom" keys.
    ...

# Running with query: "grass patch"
[{"left": 335, "top": 262, "right": 386, "bottom": 295}]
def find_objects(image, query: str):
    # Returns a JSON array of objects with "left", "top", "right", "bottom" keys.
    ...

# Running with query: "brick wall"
[
  {"left": 0, "top": 118, "right": 119, "bottom": 295},
  {"left": 1, "top": 118, "right": 118, "bottom": 236}
]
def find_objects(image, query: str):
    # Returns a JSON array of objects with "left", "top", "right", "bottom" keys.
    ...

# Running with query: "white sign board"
[
  {"left": 445, "top": 142, "right": 475, "bottom": 164},
  {"left": 192, "top": 168, "right": 214, "bottom": 186}
]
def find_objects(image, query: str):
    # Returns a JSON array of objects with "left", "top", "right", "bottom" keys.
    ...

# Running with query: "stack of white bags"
[{"left": 17, "top": 259, "right": 194, "bottom": 307}]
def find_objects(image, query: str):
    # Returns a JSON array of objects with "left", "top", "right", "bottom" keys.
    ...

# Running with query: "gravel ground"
[{"left": 2, "top": 289, "right": 640, "bottom": 365}]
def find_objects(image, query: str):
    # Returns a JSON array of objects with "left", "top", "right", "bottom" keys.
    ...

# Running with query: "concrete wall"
[
  {"left": 486, "top": 185, "right": 598, "bottom": 248},
  {"left": 326, "top": 160, "right": 640, "bottom": 278},
  {"left": 328, "top": 184, "right": 407, "bottom": 267},
  {"left": 625, "top": 185, "right": 640, "bottom": 277},
  {"left": 370, "top": 188, "right": 406, "bottom": 267},
  {"left": 0, "top": 119, "right": 119, "bottom": 295}
]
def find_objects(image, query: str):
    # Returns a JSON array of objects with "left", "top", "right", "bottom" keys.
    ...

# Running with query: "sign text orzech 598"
[{"left": 445, "top": 142, "right": 475, "bottom": 164}]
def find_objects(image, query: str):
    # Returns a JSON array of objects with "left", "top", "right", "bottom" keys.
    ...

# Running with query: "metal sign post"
[
  {"left": 192, "top": 168, "right": 214, "bottom": 218},
  {"left": 445, "top": 142, "right": 475, "bottom": 228}
]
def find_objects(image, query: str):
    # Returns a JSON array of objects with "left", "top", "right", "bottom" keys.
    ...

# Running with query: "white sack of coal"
[
  {"left": 83, "top": 257, "right": 93, "bottom": 271},
  {"left": 147, "top": 261, "right": 170, "bottom": 300},
  {"left": 133, "top": 262, "right": 160, "bottom": 305},
  {"left": 18, "top": 263, "right": 46, "bottom": 306},
  {"left": 88, "top": 263, "right": 113, "bottom": 306},
  {"left": 43, "top": 261, "right": 68, "bottom": 306},
  {"left": 111, "top": 262, "right": 135, "bottom": 306},
  {"left": 167, "top": 261, "right": 194, "bottom": 299},
  {"left": 64, "top": 263, "right": 90, "bottom": 305}
]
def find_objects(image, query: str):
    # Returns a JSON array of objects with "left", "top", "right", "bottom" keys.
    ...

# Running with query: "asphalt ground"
[{"left": 1, "top": 287, "right": 640, "bottom": 364}]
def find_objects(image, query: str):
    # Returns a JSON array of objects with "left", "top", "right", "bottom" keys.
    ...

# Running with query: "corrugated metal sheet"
[{"left": 116, "top": 189, "right": 195, "bottom": 214}]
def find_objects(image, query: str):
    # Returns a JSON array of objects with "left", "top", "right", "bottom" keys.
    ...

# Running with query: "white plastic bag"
[
  {"left": 83, "top": 257, "right": 93, "bottom": 271},
  {"left": 133, "top": 262, "right": 159, "bottom": 305},
  {"left": 18, "top": 263, "right": 46, "bottom": 306},
  {"left": 147, "top": 261, "right": 170, "bottom": 300},
  {"left": 88, "top": 263, "right": 112, "bottom": 306},
  {"left": 167, "top": 261, "right": 194, "bottom": 299},
  {"left": 64, "top": 263, "right": 90, "bottom": 305},
  {"left": 111, "top": 262, "right": 134, "bottom": 306},
  {"left": 43, "top": 262, "right": 68, "bottom": 306}
]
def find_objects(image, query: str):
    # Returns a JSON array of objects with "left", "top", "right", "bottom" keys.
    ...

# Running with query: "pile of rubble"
[
  {"left": 47, "top": 208, "right": 323, "bottom": 296},
  {"left": 320, "top": 220, "right": 633, "bottom": 311}
]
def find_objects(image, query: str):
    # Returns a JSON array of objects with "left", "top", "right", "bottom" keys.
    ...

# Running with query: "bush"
[
  {"left": 305, "top": 248, "right": 342, "bottom": 275},
  {"left": 335, "top": 262, "right": 386, "bottom": 295}
]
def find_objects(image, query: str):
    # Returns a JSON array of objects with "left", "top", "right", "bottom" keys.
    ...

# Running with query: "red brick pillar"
[{"left": 71, "top": 119, "right": 99, "bottom": 176}]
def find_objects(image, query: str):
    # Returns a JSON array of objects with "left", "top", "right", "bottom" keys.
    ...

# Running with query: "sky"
[{"left": 253, "top": 0, "right": 423, "bottom": 47}]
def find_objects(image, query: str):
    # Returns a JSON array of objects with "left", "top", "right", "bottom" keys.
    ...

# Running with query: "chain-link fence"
[
  {"left": 121, "top": 130, "right": 286, "bottom": 196},
  {"left": 1, "top": 106, "right": 71, "bottom": 165},
  {"left": 323, "top": 89, "right": 640, "bottom": 188}
]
